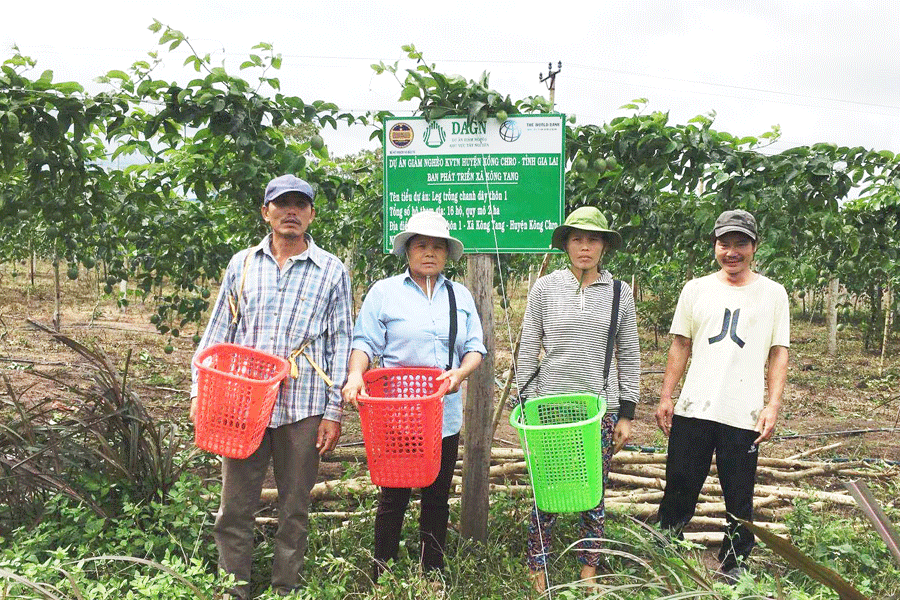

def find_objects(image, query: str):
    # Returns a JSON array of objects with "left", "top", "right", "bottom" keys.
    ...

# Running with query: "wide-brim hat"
[
  {"left": 391, "top": 210, "right": 465, "bottom": 261},
  {"left": 550, "top": 206, "right": 623, "bottom": 251}
]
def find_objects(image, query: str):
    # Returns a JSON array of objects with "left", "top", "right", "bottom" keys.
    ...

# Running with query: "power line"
[
  {"left": 562, "top": 74, "right": 900, "bottom": 124},
  {"left": 564, "top": 61, "right": 900, "bottom": 113}
]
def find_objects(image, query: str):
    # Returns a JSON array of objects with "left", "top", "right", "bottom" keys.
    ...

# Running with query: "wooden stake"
[
  {"left": 787, "top": 441, "right": 843, "bottom": 460},
  {"left": 461, "top": 253, "right": 496, "bottom": 543},
  {"left": 881, "top": 281, "right": 893, "bottom": 377},
  {"left": 491, "top": 254, "right": 552, "bottom": 441}
]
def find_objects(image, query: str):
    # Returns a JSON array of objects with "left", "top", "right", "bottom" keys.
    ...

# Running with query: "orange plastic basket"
[
  {"left": 358, "top": 367, "right": 450, "bottom": 488},
  {"left": 193, "top": 343, "right": 290, "bottom": 459}
]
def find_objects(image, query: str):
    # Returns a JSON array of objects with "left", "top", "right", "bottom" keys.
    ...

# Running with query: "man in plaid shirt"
[{"left": 191, "top": 174, "right": 352, "bottom": 599}]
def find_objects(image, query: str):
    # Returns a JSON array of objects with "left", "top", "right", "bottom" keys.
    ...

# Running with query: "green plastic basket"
[{"left": 510, "top": 393, "right": 606, "bottom": 513}]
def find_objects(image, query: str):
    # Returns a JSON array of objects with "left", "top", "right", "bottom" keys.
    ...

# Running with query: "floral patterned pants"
[{"left": 526, "top": 413, "right": 618, "bottom": 569}]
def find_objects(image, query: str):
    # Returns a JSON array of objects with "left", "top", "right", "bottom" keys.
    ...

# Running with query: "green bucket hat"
[{"left": 550, "top": 206, "right": 623, "bottom": 251}]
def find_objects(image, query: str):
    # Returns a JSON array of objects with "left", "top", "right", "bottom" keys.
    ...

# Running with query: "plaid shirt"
[{"left": 191, "top": 233, "right": 352, "bottom": 426}]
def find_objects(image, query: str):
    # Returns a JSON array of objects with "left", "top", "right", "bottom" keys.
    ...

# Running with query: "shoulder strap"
[
  {"left": 519, "top": 366, "right": 540, "bottom": 399},
  {"left": 446, "top": 281, "right": 457, "bottom": 371},
  {"left": 226, "top": 251, "right": 254, "bottom": 342},
  {"left": 603, "top": 279, "right": 622, "bottom": 390}
]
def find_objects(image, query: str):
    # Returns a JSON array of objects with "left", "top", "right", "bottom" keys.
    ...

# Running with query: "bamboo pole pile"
[{"left": 255, "top": 443, "right": 895, "bottom": 544}]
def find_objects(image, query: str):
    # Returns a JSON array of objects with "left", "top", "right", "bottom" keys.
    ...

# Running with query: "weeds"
[
  {"left": 2, "top": 475, "right": 898, "bottom": 599},
  {"left": 0, "top": 322, "right": 198, "bottom": 530}
]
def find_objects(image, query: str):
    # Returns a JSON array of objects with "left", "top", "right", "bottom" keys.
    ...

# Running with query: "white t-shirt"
[{"left": 670, "top": 273, "right": 790, "bottom": 431}]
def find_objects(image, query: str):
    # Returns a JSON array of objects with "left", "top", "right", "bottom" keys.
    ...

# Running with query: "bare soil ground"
[{"left": 2, "top": 264, "right": 898, "bottom": 478}]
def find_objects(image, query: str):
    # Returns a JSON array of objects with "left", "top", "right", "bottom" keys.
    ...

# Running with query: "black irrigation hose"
[
  {"left": 622, "top": 427, "right": 898, "bottom": 452},
  {"left": 624, "top": 427, "right": 900, "bottom": 466},
  {"left": 623, "top": 427, "right": 900, "bottom": 465},
  {"left": 772, "top": 427, "right": 896, "bottom": 440}
]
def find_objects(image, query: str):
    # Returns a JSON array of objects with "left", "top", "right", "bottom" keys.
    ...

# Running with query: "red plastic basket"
[
  {"left": 358, "top": 367, "right": 450, "bottom": 488},
  {"left": 193, "top": 343, "right": 290, "bottom": 459}
]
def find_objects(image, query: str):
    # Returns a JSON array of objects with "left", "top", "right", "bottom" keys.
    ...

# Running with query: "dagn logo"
[{"left": 423, "top": 121, "right": 446, "bottom": 148}]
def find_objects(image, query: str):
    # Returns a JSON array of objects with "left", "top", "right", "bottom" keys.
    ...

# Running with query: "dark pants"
[
  {"left": 373, "top": 433, "right": 460, "bottom": 578},
  {"left": 214, "top": 416, "right": 322, "bottom": 599},
  {"left": 658, "top": 415, "right": 759, "bottom": 570}
]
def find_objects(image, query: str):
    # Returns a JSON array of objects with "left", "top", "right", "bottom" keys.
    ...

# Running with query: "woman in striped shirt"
[{"left": 517, "top": 206, "right": 641, "bottom": 592}]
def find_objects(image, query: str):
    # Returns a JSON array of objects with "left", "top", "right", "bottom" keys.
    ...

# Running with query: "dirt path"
[{"left": 3, "top": 266, "right": 898, "bottom": 473}]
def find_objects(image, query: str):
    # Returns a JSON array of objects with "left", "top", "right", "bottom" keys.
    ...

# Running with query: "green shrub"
[{"left": 785, "top": 490, "right": 900, "bottom": 597}]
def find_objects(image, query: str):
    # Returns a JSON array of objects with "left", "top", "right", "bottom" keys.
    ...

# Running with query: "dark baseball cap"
[
  {"left": 264, "top": 174, "right": 315, "bottom": 206},
  {"left": 713, "top": 209, "right": 757, "bottom": 241}
]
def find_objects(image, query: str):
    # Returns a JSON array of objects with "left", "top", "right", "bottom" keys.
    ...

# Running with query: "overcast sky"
[{"left": 3, "top": 1, "right": 898, "bottom": 157}]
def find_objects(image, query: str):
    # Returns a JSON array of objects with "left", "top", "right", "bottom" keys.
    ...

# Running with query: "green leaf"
[
  {"left": 687, "top": 114, "right": 711, "bottom": 126},
  {"left": 254, "top": 139, "right": 274, "bottom": 158},
  {"left": 582, "top": 169, "right": 600, "bottom": 189},
  {"left": 57, "top": 110, "right": 71, "bottom": 133},
  {"left": 429, "top": 107, "right": 452, "bottom": 120},
  {"left": 193, "top": 180, "right": 208, "bottom": 202},
  {"left": 54, "top": 81, "right": 84, "bottom": 94},
  {"left": 399, "top": 84, "right": 421, "bottom": 102},
  {"left": 466, "top": 100, "right": 486, "bottom": 121},
  {"left": 4, "top": 111, "right": 19, "bottom": 131}
]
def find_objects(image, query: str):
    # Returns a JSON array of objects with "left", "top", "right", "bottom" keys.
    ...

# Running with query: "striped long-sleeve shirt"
[
  {"left": 191, "top": 233, "right": 352, "bottom": 426},
  {"left": 516, "top": 268, "right": 640, "bottom": 419}
]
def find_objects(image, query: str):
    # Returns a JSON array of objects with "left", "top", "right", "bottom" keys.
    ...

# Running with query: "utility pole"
[{"left": 539, "top": 61, "right": 562, "bottom": 109}]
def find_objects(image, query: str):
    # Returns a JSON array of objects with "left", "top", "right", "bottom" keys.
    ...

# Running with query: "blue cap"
[{"left": 264, "top": 174, "right": 315, "bottom": 205}]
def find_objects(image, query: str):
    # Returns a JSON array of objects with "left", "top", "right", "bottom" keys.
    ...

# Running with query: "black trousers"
[
  {"left": 658, "top": 415, "right": 759, "bottom": 570},
  {"left": 373, "top": 433, "right": 460, "bottom": 578}
]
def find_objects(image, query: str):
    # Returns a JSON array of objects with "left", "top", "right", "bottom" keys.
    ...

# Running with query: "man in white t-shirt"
[{"left": 655, "top": 209, "right": 790, "bottom": 583}]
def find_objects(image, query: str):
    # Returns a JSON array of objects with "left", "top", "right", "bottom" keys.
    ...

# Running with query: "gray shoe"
[{"left": 719, "top": 564, "right": 747, "bottom": 585}]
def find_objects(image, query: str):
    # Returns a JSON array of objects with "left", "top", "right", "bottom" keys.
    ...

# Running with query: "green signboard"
[{"left": 383, "top": 114, "right": 565, "bottom": 253}]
